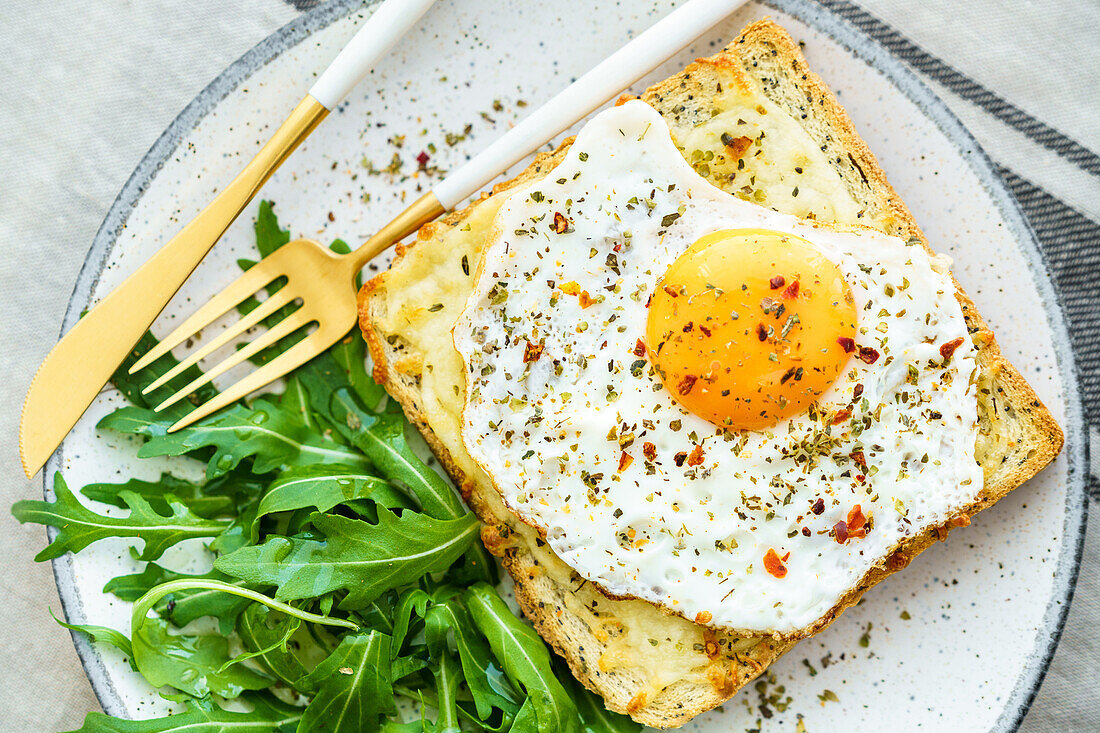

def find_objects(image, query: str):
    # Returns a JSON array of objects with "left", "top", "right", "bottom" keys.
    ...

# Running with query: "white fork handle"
[
  {"left": 433, "top": 0, "right": 746, "bottom": 209},
  {"left": 309, "top": 0, "right": 438, "bottom": 109}
]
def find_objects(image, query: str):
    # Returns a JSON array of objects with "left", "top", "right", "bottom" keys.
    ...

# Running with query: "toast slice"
[{"left": 357, "top": 19, "right": 1064, "bottom": 728}]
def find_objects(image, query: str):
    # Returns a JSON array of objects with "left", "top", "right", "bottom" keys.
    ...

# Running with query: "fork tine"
[
  {"left": 128, "top": 264, "right": 284, "bottom": 374},
  {"left": 167, "top": 327, "right": 338, "bottom": 432},
  {"left": 141, "top": 287, "right": 297, "bottom": 395},
  {"left": 153, "top": 309, "right": 314, "bottom": 413}
]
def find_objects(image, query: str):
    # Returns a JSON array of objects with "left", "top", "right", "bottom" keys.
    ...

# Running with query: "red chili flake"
[
  {"left": 855, "top": 473, "right": 866, "bottom": 483},
  {"left": 678, "top": 374, "right": 698, "bottom": 396},
  {"left": 722, "top": 134, "right": 753, "bottom": 158},
  {"left": 673, "top": 451, "right": 688, "bottom": 467},
  {"left": 857, "top": 346, "right": 880, "bottom": 364},
  {"left": 763, "top": 548, "right": 788, "bottom": 578},
  {"left": 769, "top": 275, "right": 786, "bottom": 290},
  {"left": 523, "top": 341, "right": 543, "bottom": 363},
  {"left": 682, "top": 321, "right": 694, "bottom": 332},
  {"left": 849, "top": 450, "right": 867, "bottom": 470},
  {"left": 852, "top": 383, "right": 864, "bottom": 399},
  {"left": 552, "top": 212, "right": 570, "bottom": 234},
  {"left": 846, "top": 504, "right": 869, "bottom": 539},
  {"left": 836, "top": 336, "right": 856, "bottom": 353},
  {"left": 663, "top": 284, "right": 679, "bottom": 298},
  {"left": 633, "top": 339, "right": 647, "bottom": 357},
  {"left": 416, "top": 151, "right": 430, "bottom": 170},
  {"left": 801, "top": 527, "right": 811, "bottom": 537},
  {"left": 833, "top": 520, "right": 849, "bottom": 544},
  {"left": 755, "top": 323, "right": 768, "bottom": 341},
  {"left": 699, "top": 325, "right": 712, "bottom": 337},
  {"left": 950, "top": 513, "right": 971, "bottom": 527},
  {"left": 831, "top": 408, "right": 852, "bottom": 425},
  {"left": 578, "top": 290, "right": 596, "bottom": 309},
  {"left": 617, "top": 452, "right": 634, "bottom": 473},
  {"left": 811, "top": 498, "right": 825, "bottom": 515},
  {"left": 687, "top": 444, "right": 705, "bottom": 466},
  {"left": 642, "top": 442, "right": 657, "bottom": 461},
  {"left": 782, "top": 280, "right": 800, "bottom": 299},
  {"left": 939, "top": 336, "right": 965, "bottom": 359}
]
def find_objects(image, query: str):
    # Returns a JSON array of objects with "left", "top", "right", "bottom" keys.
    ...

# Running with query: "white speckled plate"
[{"left": 47, "top": 0, "right": 1086, "bottom": 729}]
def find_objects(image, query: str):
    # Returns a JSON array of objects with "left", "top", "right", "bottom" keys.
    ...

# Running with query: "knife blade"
[{"left": 19, "top": 97, "right": 328, "bottom": 478}]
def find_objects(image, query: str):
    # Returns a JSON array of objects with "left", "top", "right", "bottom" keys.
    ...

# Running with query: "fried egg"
[{"left": 453, "top": 100, "right": 981, "bottom": 635}]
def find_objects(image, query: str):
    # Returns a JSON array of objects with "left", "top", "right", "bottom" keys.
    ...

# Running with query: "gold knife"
[{"left": 19, "top": 0, "right": 439, "bottom": 477}]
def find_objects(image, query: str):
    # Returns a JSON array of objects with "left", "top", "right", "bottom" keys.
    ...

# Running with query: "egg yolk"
[{"left": 646, "top": 229, "right": 857, "bottom": 430}]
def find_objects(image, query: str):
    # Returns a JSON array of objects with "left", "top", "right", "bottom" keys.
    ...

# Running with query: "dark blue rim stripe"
[{"left": 817, "top": 0, "right": 1100, "bottom": 177}]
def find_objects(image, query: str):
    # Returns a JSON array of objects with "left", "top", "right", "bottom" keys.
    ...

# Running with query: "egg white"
[{"left": 453, "top": 100, "right": 981, "bottom": 635}]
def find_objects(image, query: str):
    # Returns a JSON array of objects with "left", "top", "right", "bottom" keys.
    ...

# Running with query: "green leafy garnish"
[
  {"left": 215, "top": 510, "right": 479, "bottom": 607},
  {"left": 16, "top": 201, "right": 628, "bottom": 732},
  {"left": 12, "top": 474, "right": 227, "bottom": 561},
  {"left": 298, "top": 631, "right": 396, "bottom": 733}
]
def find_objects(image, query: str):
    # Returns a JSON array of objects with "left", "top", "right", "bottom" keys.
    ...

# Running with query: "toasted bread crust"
[{"left": 358, "top": 19, "right": 1063, "bottom": 728}]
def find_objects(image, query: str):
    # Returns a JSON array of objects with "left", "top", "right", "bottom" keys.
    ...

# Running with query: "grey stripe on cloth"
[
  {"left": 818, "top": 0, "right": 1100, "bottom": 177},
  {"left": 996, "top": 165, "right": 1100, "bottom": 497}
]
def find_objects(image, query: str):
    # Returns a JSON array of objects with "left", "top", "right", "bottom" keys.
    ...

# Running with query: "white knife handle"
[
  {"left": 433, "top": 0, "right": 744, "bottom": 209},
  {"left": 309, "top": 0, "right": 438, "bottom": 110}
]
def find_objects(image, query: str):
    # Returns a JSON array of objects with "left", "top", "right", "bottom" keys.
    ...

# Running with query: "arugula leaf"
[
  {"left": 326, "top": 332, "right": 384, "bottom": 410},
  {"left": 12, "top": 474, "right": 227, "bottom": 562},
  {"left": 254, "top": 200, "right": 291, "bottom": 258},
  {"left": 425, "top": 625, "right": 463, "bottom": 733},
  {"left": 53, "top": 612, "right": 133, "bottom": 660},
  {"left": 426, "top": 600, "right": 521, "bottom": 721},
  {"left": 131, "top": 615, "right": 273, "bottom": 698},
  {"left": 237, "top": 604, "right": 314, "bottom": 694},
  {"left": 64, "top": 694, "right": 303, "bottom": 733},
  {"left": 105, "top": 564, "right": 255, "bottom": 635},
  {"left": 250, "top": 465, "right": 411, "bottom": 541},
  {"left": 391, "top": 588, "right": 432, "bottom": 652},
  {"left": 466, "top": 583, "right": 581, "bottom": 733},
  {"left": 216, "top": 510, "right": 479, "bottom": 608},
  {"left": 319, "top": 392, "right": 497, "bottom": 585},
  {"left": 201, "top": 468, "right": 272, "bottom": 507},
  {"left": 298, "top": 631, "right": 395, "bottom": 733},
  {"left": 99, "top": 398, "right": 369, "bottom": 479},
  {"left": 291, "top": 310, "right": 495, "bottom": 585},
  {"left": 293, "top": 379, "right": 463, "bottom": 521},
  {"left": 82, "top": 473, "right": 234, "bottom": 519},
  {"left": 129, "top": 580, "right": 358, "bottom": 699},
  {"left": 280, "top": 375, "right": 320, "bottom": 434}
]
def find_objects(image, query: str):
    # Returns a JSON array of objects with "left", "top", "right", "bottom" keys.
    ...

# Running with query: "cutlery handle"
[
  {"left": 309, "top": 0, "right": 438, "bottom": 110},
  {"left": 432, "top": 0, "right": 744, "bottom": 209}
]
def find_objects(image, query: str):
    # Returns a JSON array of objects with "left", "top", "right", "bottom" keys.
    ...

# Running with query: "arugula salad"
[{"left": 13, "top": 203, "right": 638, "bottom": 733}]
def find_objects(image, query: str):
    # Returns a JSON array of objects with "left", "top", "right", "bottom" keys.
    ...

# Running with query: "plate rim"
[{"left": 45, "top": 0, "right": 1087, "bottom": 726}]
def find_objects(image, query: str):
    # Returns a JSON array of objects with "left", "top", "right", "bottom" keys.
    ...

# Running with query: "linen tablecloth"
[{"left": 0, "top": 1, "right": 1095, "bottom": 730}]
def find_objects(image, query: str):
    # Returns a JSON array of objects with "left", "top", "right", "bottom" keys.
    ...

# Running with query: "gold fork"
[
  {"left": 18, "top": 0, "right": 442, "bottom": 477},
  {"left": 131, "top": 0, "right": 742, "bottom": 432}
]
